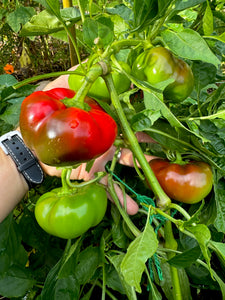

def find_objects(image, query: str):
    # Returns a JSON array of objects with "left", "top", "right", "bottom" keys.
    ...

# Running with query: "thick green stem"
[
  {"left": 110, "top": 39, "right": 150, "bottom": 54},
  {"left": 164, "top": 219, "right": 182, "bottom": 300},
  {"left": 104, "top": 74, "right": 171, "bottom": 209},
  {"left": 67, "top": 63, "right": 104, "bottom": 108},
  {"left": 61, "top": 168, "right": 72, "bottom": 192},
  {"left": 12, "top": 70, "right": 84, "bottom": 89}
]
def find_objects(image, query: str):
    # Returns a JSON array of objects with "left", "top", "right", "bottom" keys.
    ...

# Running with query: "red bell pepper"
[{"left": 20, "top": 88, "right": 117, "bottom": 166}]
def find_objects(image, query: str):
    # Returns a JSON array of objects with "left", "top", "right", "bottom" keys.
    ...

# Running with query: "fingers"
[
  {"left": 135, "top": 131, "right": 156, "bottom": 143},
  {"left": 100, "top": 175, "right": 139, "bottom": 215},
  {"left": 119, "top": 148, "right": 157, "bottom": 168}
]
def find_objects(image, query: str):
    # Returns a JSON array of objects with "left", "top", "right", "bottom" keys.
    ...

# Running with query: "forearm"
[{"left": 0, "top": 148, "right": 29, "bottom": 223}]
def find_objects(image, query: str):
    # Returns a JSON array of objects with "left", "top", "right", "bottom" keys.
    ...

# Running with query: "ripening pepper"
[
  {"left": 68, "top": 61, "right": 131, "bottom": 102},
  {"left": 148, "top": 159, "right": 213, "bottom": 204},
  {"left": 19, "top": 88, "right": 117, "bottom": 166},
  {"left": 35, "top": 183, "right": 108, "bottom": 239},
  {"left": 132, "top": 47, "right": 194, "bottom": 102}
]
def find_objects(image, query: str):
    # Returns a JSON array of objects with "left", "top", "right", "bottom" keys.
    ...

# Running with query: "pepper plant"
[{"left": 0, "top": 0, "right": 225, "bottom": 299}]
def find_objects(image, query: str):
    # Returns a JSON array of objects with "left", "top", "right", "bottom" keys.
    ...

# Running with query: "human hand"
[
  {"left": 39, "top": 67, "right": 157, "bottom": 215},
  {"left": 40, "top": 142, "right": 157, "bottom": 215}
]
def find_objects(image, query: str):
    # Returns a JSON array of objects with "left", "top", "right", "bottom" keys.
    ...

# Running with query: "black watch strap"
[{"left": 0, "top": 131, "right": 44, "bottom": 188}]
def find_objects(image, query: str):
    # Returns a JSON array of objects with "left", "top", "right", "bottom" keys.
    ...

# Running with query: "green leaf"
[
  {"left": 0, "top": 74, "right": 18, "bottom": 88},
  {"left": 6, "top": 6, "right": 35, "bottom": 33},
  {"left": 109, "top": 254, "right": 137, "bottom": 299},
  {"left": 60, "top": 6, "right": 81, "bottom": 22},
  {"left": 148, "top": 281, "right": 163, "bottom": 300},
  {"left": 0, "top": 214, "right": 34, "bottom": 297},
  {"left": 131, "top": 109, "right": 161, "bottom": 131},
  {"left": 0, "top": 266, "right": 35, "bottom": 298},
  {"left": 143, "top": 91, "right": 209, "bottom": 144},
  {"left": 133, "top": 0, "right": 157, "bottom": 29},
  {"left": 45, "top": 0, "right": 61, "bottom": 19},
  {"left": 210, "top": 241, "right": 225, "bottom": 267},
  {"left": 0, "top": 101, "right": 22, "bottom": 126},
  {"left": 210, "top": 270, "right": 225, "bottom": 299},
  {"left": 133, "top": 0, "right": 173, "bottom": 31},
  {"left": 203, "top": 0, "right": 214, "bottom": 36},
  {"left": 120, "top": 223, "right": 158, "bottom": 293},
  {"left": 83, "top": 17, "right": 114, "bottom": 48},
  {"left": 73, "top": 246, "right": 101, "bottom": 284},
  {"left": 106, "top": 4, "right": 134, "bottom": 25},
  {"left": 206, "top": 31, "right": 225, "bottom": 43},
  {"left": 168, "top": 246, "right": 201, "bottom": 268},
  {"left": 173, "top": 0, "right": 206, "bottom": 12},
  {"left": 184, "top": 224, "right": 213, "bottom": 277},
  {"left": 161, "top": 28, "right": 221, "bottom": 67},
  {"left": 197, "top": 120, "right": 225, "bottom": 156},
  {"left": 158, "top": 260, "right": 192, "bottom": 300},
  {"left": 20, "top": 10, "right": 63, "bottom": 36},
  {"left": 214, "top": 174, "right": 225, "bottom": 233},
  {"left": 41, "top": 256, "right": 80, "bottom": 299},
  {"left": 192, "top": 61, "right": 217, "bottom": 91},
  {"left": 0, "top": 214, "right": 27, "bottom": 272},
  {"left": 111, "top": 205, "right": 129, "bottom": 249},
  {"left": 144, "top": 91, "right": 186, "bottom": 129}
]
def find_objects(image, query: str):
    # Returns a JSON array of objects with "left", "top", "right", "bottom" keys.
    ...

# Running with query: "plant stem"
[
  {"left": 141, "top": 203, "right": 182, "bottom": 226},
  {"left": 13, "top": 70, "right": 83, "bottom": 89},
  {"left": 69, "top": 63, "right": 104, "bottom": 107},
  {"left": 61, "top": 168, "right": 72, "bottom": 192},
  {"left": 107, "top": 152, "right": 141, "bottom": 237},
  {"left": 62, "top": 22, "right": 82, "bottom": 66},
  {"left": 59, "top": 238, "right": 72, "bottom": 273},
  {"left": 150, "top": 0, "right": 177, "bottom": 41},
  {"left": 101, "top": 263, "right": 106, "bottom": 300},
  {"left": 104, "top": 74, "right": 171, "bottom": 209},
  {"left": 164, "top": 219, "right": 182, "bottom": 300},
  {"left": 169, "top": 203, "right": 191, "bottom": 220},
  {"left": 77, "top": 0, "right": 85, "bottom": 22},
  {"left": 95, "top": 281, "right": 118, "bottom": 300},
  {"left": 110, "top": 39, "right": 150, "bottom": 54},
  {"left": 62, "top": 0, "right": 78, "bottom": 66},
  {"left": 66, "top": 169, "right": 105, "bottom": 188}
]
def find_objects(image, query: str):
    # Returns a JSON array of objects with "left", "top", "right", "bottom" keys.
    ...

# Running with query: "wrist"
[
  {"left": 0, "top": 131, "right": 44, "bottom": 188},
  {"left": 0, "top": 147, "right": 28, "bottom": 222}
]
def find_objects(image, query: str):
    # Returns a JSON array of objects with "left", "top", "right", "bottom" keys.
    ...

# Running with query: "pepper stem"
[
  {"left": 61, "top": 168, "right": 73, "bottom": 193},
  {"left": 66, "top": 170, "right": 105, "bottom": 188},
  {"left": 103, "top": 74, "right": 171, "bottom": 210},
  {"left": 65, "top": 62, "right": 107, "bottom": 109},
  {"left": 164, "top": 219, "right": 183, "bottom": 300}
]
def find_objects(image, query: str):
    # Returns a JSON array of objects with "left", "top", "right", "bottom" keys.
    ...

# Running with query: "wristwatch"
[{"left": 0, "top": 131, "right": 44, "bottom": 188}]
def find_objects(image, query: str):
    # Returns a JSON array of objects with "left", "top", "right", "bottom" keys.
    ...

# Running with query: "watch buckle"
[{"left": 0, "top": 131, "right": 22, "bottom": 155}]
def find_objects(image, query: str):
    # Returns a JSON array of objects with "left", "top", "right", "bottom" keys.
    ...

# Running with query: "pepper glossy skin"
[
  {"left": 19, "top": 88, "right": 117, "bottom": 166},
  {"left": 35, "top": 183, "right": 107, "bottom": 239},
  {"left": 68, "top": 61, "right": 131, "bottom": 101},
  {"left": 149, "top": 159, "right": 213, "bottom": 204},
  {"left": 132, "top": 47, "right": 194, "bottom": 102}
]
